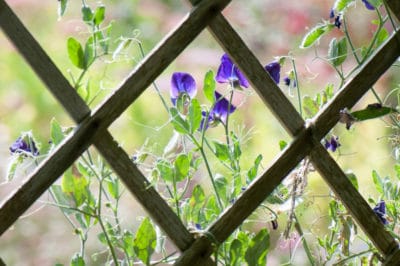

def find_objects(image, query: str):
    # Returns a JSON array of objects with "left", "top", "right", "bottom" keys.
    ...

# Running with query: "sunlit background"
[{"left": 1, "top": 0, "right": 398, "bottom": 265}]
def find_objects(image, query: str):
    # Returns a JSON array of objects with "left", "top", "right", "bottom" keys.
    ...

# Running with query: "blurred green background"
[{"left": 0, "top": 0, "right": 398, "bottom": 265}]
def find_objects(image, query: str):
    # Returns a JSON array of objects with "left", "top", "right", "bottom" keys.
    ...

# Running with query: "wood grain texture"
[
  {"left": 386, "top": 0, "right": 400, "bottom": 19},
  {"left": 384, "top": 249, "right": 400, "bottom": 265},
  {"left": 0, "top": 0, "right": 230, "bottom": 254}
]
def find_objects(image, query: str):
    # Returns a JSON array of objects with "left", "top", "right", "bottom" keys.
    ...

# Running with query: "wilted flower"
[
  {"left": 10, "top": 135, "right": 39, "bottom": 156},
  {"left": 215, "top": 54, "right": 249, "bottom": 88},
  {"left": 339, "top": 108, "right": 356, "bottom": 130},
  {"left": 324, "top": 136, "right": 340, "bottom": 152},
  {"left": 170, "top": 72, "right": 197, "bottom": 105},
  {"left": 265, "top": 61, "right": 281, "bottom": 84},
  {"left": 373, "top": 201, "right": 388, "bottom": 225},
  {"left": 200, "top": 91, "right": 236, "bottom": 130},
  {"left": 362, "top": 0, "right": 375, "bottom": 10}
]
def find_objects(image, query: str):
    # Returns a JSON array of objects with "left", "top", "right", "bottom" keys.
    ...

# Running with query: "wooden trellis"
[{"left": 1, "top": 0, "right": 400, "bottom": 264}]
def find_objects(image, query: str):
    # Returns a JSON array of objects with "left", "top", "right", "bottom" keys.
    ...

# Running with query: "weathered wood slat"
[
  {"left": 0, "top": 0, "right": 90, "bottom": 122},
  {"left": 310, "top": 143, "right": 398, "bottom": 255},
  {"left": 203, "top": 13, "right": 305, "bottom": 136},
  {"left": 0, "top": 0, "right": 230, "bottom": 255},
  {"left": 177, "top": 0, "right": 400, "bottom": 262}
]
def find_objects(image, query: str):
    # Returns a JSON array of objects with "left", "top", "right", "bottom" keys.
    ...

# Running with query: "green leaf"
[
  {"left": 93, "top": 6, "right": 106, "bottom": 26},
  {"left": 6, "top": 154, "right": 24, "bottom": 181},
  {"left": 328, "top": 37, "right": 347, "bottom": 66},
  {"left": 372, "top": 170, "right": 383, "bottom": 194},
  {"left": 300, "top": 23, "right": 334, "bottom": 49},
  {"left": 106, "top": 176, "right": 120, "bottom": 199},
  {"left": 71, "top": 253, "right": 85, "bottom": 266},
  {"left": 51, "top": 118, "right": 65, "bottom": 146},
  {"left": 345, "top": 171, "right": 358, "bottom": 190},
  {"left": 58, "top": 0, "right": 68, "bottom": 17},
  {"left": 188, "top": 99, "right": 202, "bottom": 133},
  {"left": 67, "top": 37, "right": 85, "bottom": 69},
  {"left": 204, "top": 196, "right": 218, "bottom": 221},
  {"left": 266, "top": 184, "right": 289, "bottom": 204},
  {"left": 61, "top": 167, "right": 89, "bottom": 207},
  {"left": 303, "top": 95, "right": 319, "bottom": 118},
  {"left": 50, "top": 185, "right": 74, "bottom": 214},
  {"left": 81, "top": 6, "right": 93, "bottom": 23},
  {"left": 215, "top": 174, "right": 228, "bottom": 204},
  {"left": 279, "top": 140, "right": 287, "bottom": 151},
  {"left": 231, "top": 131, "right": 242, "bottom": 160},
  {"left": 395, "top": 164, "right": 400, "bottom": 180},
  {"left": 203, "top": 70, "right": 216, "bottom": 103},
  {"left": 189, "top": 185, "right": 205, "bottom": 223},
  {"left": 350, "top": 104, "right": 397, "bottom": 121},
  {"left": 247, "top": 154, "right": 263, "bottom": 182},
  {"left": 229, "top": 239, "right": 243, "bottom": 266},
  {"left": 333, "top": 0, "right": 355, "bottom": 12},
  {"left": 134, "top": 217, "right": 157, "bottom": 265},
  {"left": 156, "top": 159, "right": 174, "bottom": 182},
  {"left": 123, "top": 230, "right": 135, "bottom": 257},
  {"left": 376, "top": 27, "right": 389, "bottom": 47},
  {"left": 174, "top": 154, "right": 190, "bottom": 182},
  {"left": 245, "top": 229, "right": 270, "bottom": 266},
  {"left": 84, "top": 36, "right": 95, "bottom": 69},
  {"left": 213, "top": 141, "right": 230, "bottom": 162},
  {"left": 169, "top": 107, "right": 190, "bottom": 135}
]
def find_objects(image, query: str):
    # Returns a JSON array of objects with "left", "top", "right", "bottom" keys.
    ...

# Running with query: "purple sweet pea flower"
[
  {"left": 216, "top": 54, "right": 249, "bottom": 88},
  {"left": 10, "top": 136, "right": 39, "bottom": 156},
  {"left": 334, "top": 15, "right": 341, "bottom": 29},
  {"left": 329, "top": 8, "right": 335, "bottom": 19},
  {"left": 324, "top": 136, "right": 340, "bottom": 152},
  {"left": 283, "top": 76, "right": 296, "bottom": 87},
  {"left": 170, "top": 72, "right": 197, "bottom": 105},
  {"left": 373, "top": 201, "right": 388, "bottom": 225},
  {"left": 265, "top": 61, "right": 281, "bottom": 84},
  {"left": 200, "top": 91, "right": 236, "bottom": 130},
  {"left": 362, "top": 0, "right": 375, "bottom": 10}
]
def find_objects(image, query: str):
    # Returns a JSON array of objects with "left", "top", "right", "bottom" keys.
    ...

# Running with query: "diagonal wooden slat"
[
  {"left": 176, "top": 0, "right": 400, "bottom": 263},
  {"left": 0, "top": 0, "right": 230, "bottom": 255},
  {"left": 0, "top": 0, "right": 399, "bottom": 264}
]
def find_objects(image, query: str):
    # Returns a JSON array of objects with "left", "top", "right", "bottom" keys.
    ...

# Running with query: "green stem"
[
  {"left": 290, "top": 57, "right": 302, "bottom": 117},
  {"left": 97, "top": 178, "right": 119, "bottom": 265},
  {"left": 293, "top": 214, "right": 315, "bottom": 266}
]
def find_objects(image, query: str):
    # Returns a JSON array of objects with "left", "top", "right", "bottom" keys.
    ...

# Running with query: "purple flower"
[
  {"left": 329, "top": 8, "right": 335, "bottom": 19},
  {"left": 265, "top": 61, "right": 281, "bottom": 84},
  {"left": 373, "top": 201, "right": 388, "bottom": 225},
  {"left": 334, "top": 15, "right": 341, "bottom": 29},
  {"left": 324, "top": 136, "right": 340, "bottom": 152},
  {"left": 170, "top": 72, "right": 197, "bottom": 105},
  {"left": 283, "top": 76, "right": 296, "bottom": 87},
  {"left": 362, "top": 0, "right": 375, "bottom": 10},
  {"left": 10, "top": 136, "right": 39, "bottom": 156},
  {"left": 216, "top": 54, "right": 249, "bottom": 88},
  {"left": 200, "top": 91, "right": 236, "bottom": 130}
]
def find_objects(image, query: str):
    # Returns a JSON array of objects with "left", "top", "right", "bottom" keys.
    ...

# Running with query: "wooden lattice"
[{"left": 1, "top": 0, "right": 400, "bottom": 265}]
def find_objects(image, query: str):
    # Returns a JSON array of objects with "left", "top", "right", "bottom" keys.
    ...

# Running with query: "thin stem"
[
  {"left": 290, "top": 57, "right": 302, "bottom": 117},
  {"left": 293, "top": 214, "right": 315, "bottom": 266},
  {"left": 97, "top": 177, "right": 119, "bottom": 265}
]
